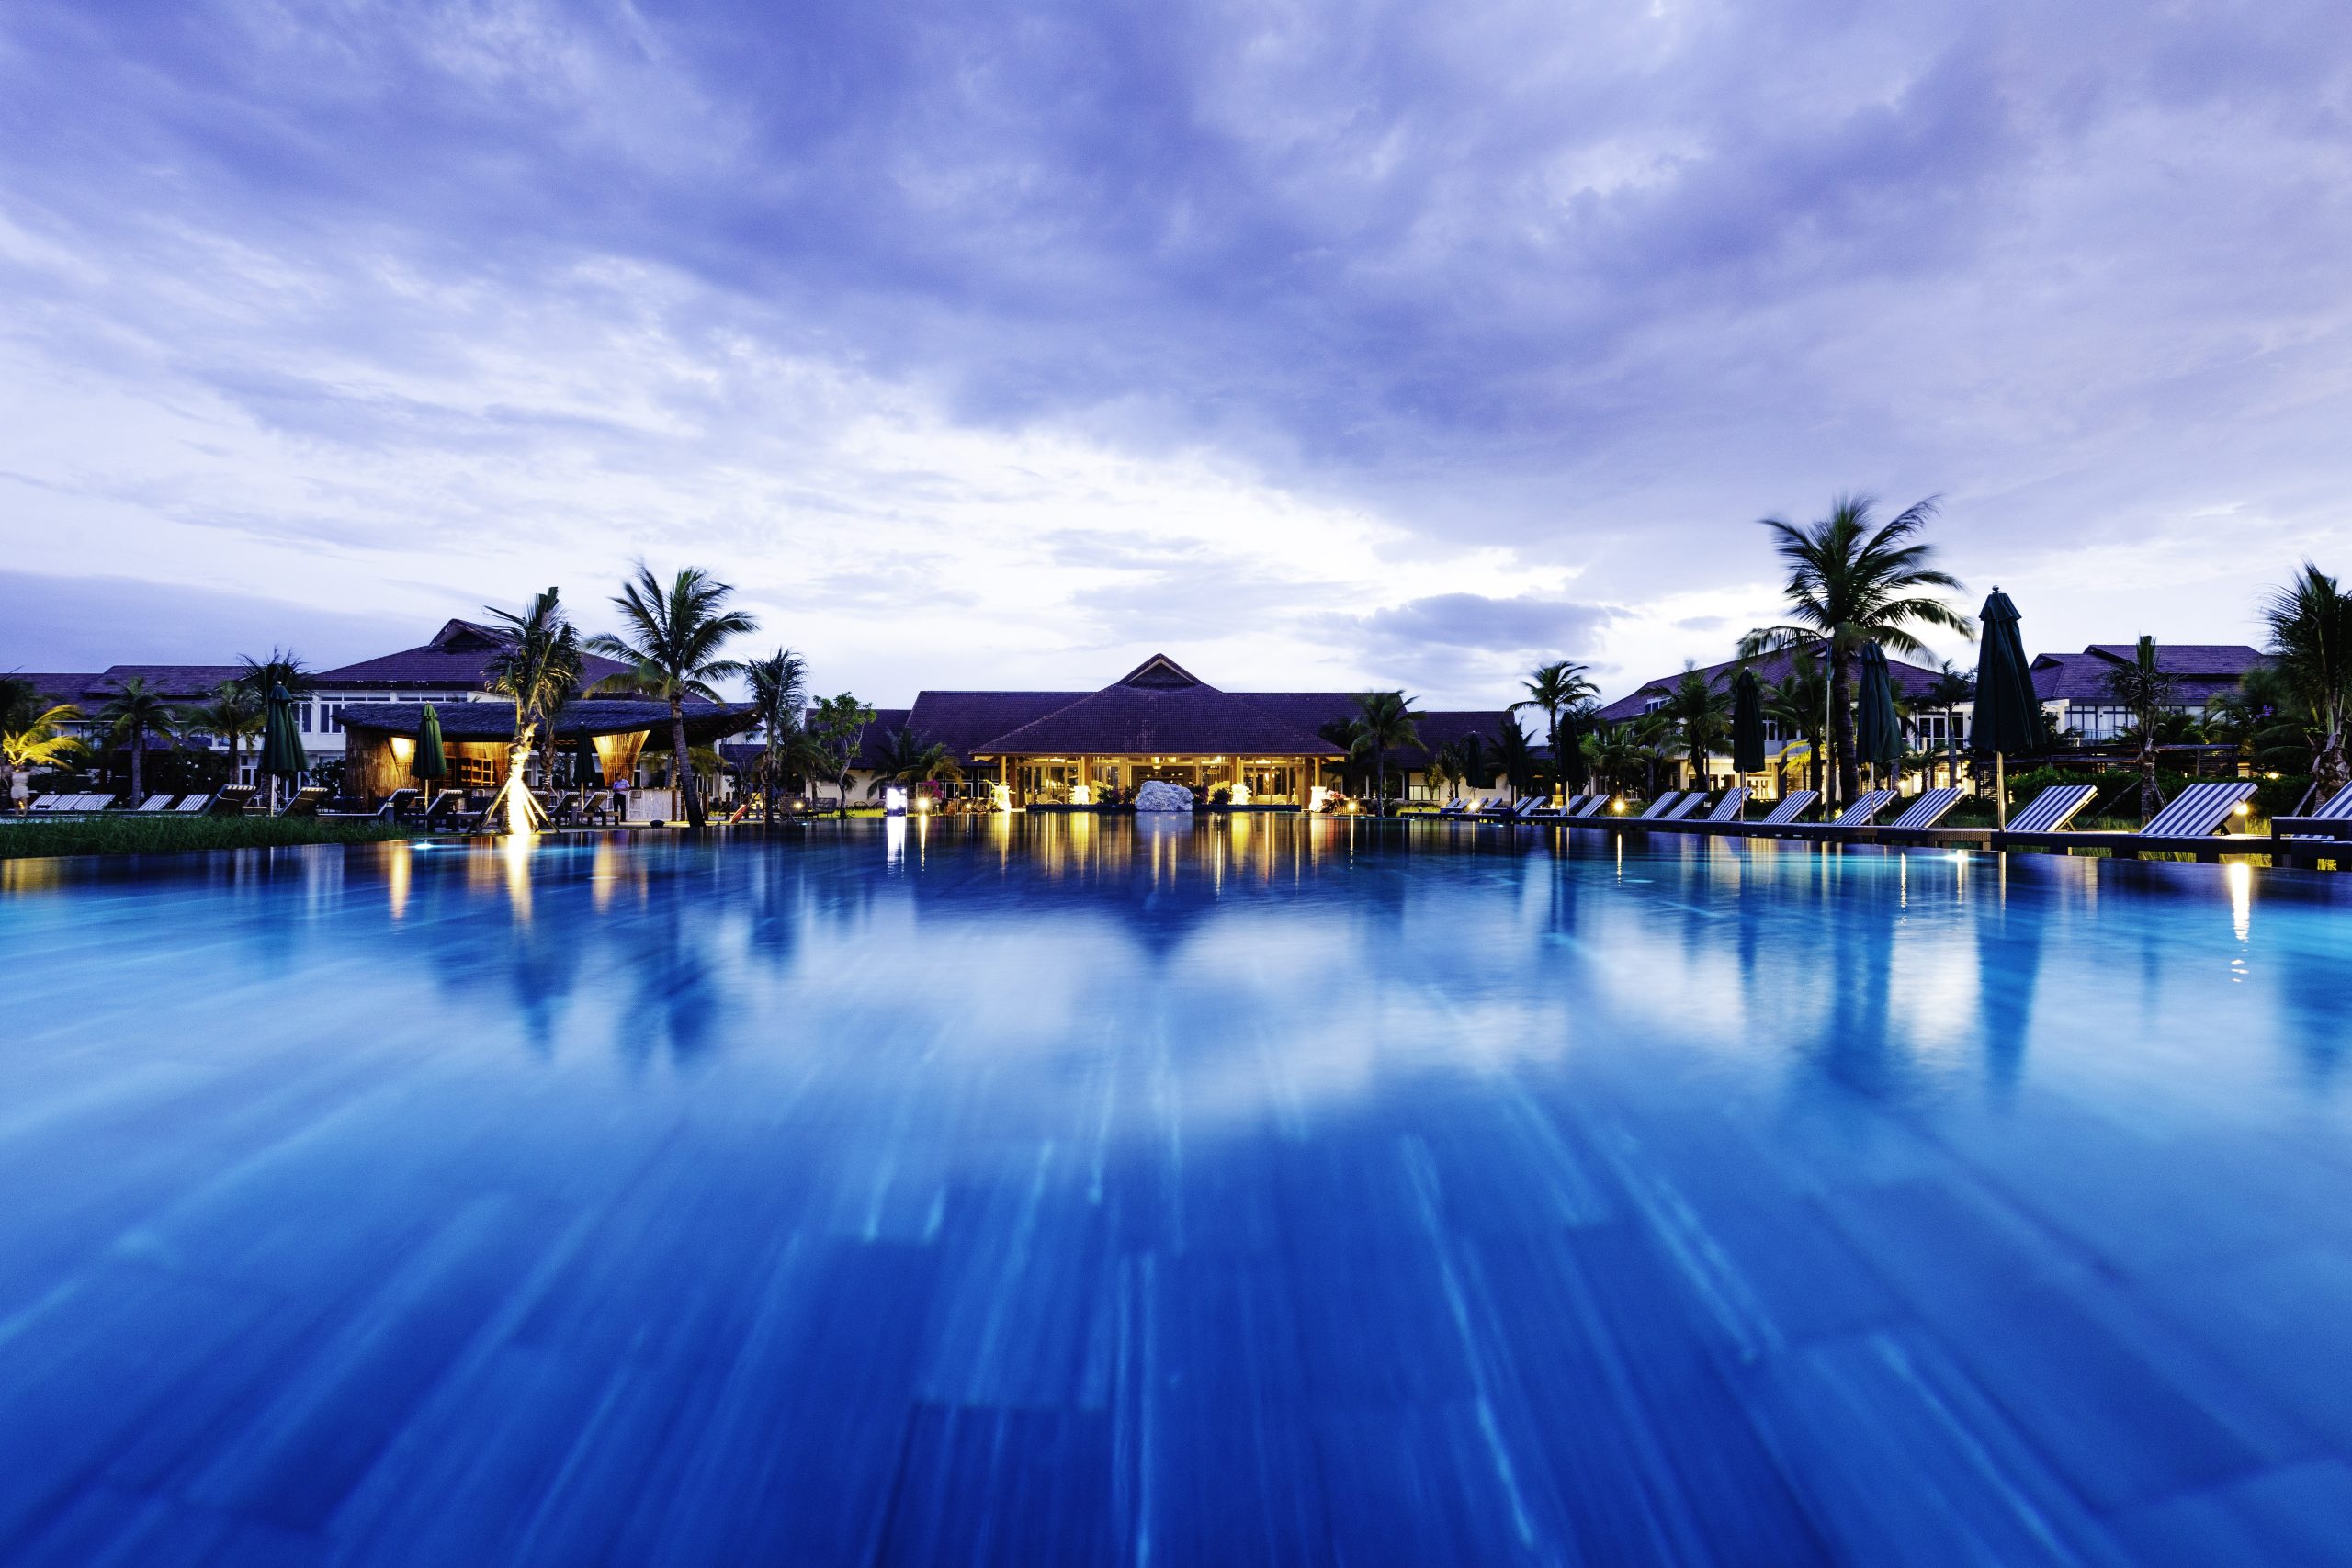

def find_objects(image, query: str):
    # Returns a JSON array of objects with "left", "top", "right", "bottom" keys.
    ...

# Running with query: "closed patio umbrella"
[
  {"left": 1970, "top": 588, "right": 2045, "bottom": 828},
  {"left": 574, "top": 727, "right": 601, "bottom": 789},
  {"left": 413, "top": 702, "right": 447, "bottom": 810},
  {"left": 1856, "top": 642, "right": 1904, "bottom": 786},
  {"left": 257, "top": 682, "right": 307, "bottom": 816},
  {"left": 1731, "top": 669, "right": 1767, "bottom": 776}
]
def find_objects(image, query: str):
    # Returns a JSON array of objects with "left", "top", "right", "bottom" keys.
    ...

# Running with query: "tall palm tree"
[
  {"left": 1490, "top": 713, "right": 1539, "bottom": 798},
  {"left": 1652, "top": 665, "right": 1730, "bottom": 789},
  {"left": 188, "top": 682, "right": 263, "bottom": 786},
  {"left": 2102, "top": 637, "right": 2177, "bottom": 822},
  {"left": 236, "top": 649, "right": 311, "bottom": 700},
  {"left": 2263, "top": 562, "right": 2352, "bottom": 797},
  {"left": 745, "top": 649, "right": 810, "bottom": 824},
  {"left": 1760, "top": 649, "right": 1828, "bottom": 795},
  {"left": 1513, "top": 660, "right": 1599, "bottom": 799},
  {"left": 806, "top": 693, "right": 877, "bottom": 810},
  {"left": 865, "top": 728, "right": 964, "bottom": 800},
  {"left": 2205, "top": 666, "right": 2306, "bottom": 782},
  {"left": 1348, "top": 691, "right": 1423, "bottom": 814},
  {"left": 1425, "top": 739, "right": 1466, "bottom": 803},
  {"left": 1741, "top": 495, "right": 1972, "bottom": 807},
  {"left": 483, "top": 588, "right": 583, "bottom": 828},
  {"left": 1920, "top": 660, "right": 1975, "bottom": 789},
  {"left": 97, "top": 676, "right": 182, "bottom": 800},
  {"left": 589, "top": 565, "right": 758, "bottom": 829}
]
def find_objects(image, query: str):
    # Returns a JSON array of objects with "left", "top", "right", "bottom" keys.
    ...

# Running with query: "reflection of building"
[
  {"left": 2030, "top": 645, "right": 2267, "bottom": 742},
  {"left": 857, "top": 654, "right": 1517, "bottom": 807},
  {"left": 336, "top": 700, "right": 757, "bottom": 806}
]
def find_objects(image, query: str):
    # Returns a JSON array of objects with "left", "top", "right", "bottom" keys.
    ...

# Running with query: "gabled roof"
[
  {"left": 2030, "top": 645, "right": 2267, "bottom": 703},
  {"left": 54, "top": 665, "right": 248, "bottom": 701},
  {"left": 1114, "top": 652, "right": 1208, "bottom": 689},
  {"left": 14, "top": 672, "right": 104, "bottom": 709},
  {"left": 975, "top": 682, "right": 1346, "bottom": 758},
  {"left": 314, "top": 618, "right": 629, "bottom": 691},
  {"left": 901, "top": 692, "right": 1081, "bottom": 763},
  {"left": 1595, "top": 648, "right": 1947, "bottom": 723}
]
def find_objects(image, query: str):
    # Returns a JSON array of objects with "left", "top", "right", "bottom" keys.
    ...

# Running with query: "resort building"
[
  {"left": 1594, "top": 648, "right": 1957, "bottom": 795},
  {"left": 845, "top": 654, "right": 1521, "bottom": 807},
  {"left": 2030, "top": 644, "right": 2267, "bottom": 742},
  {"left": 299, "top": 619, "right": 633, "bottom": 771},
  {"left": 335, "top": 698, "right": 756, "bottom": 812}
]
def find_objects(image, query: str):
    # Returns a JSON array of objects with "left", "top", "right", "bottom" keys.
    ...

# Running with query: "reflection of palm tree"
[
  {"left": 1741, "top": 495, "right": 1971, "bottom": 806},
  {"left": 97, "top": 676, "right": 183, "bottom": 800},
  {"left": 866, "top": 728, "right": 965, "bottom": 799},
  {"left": 589, "top": 564, "right": 758, "bottom": 829},
  {"left": 2262, "top": 563, "right": 2352, "bottom": 796}
]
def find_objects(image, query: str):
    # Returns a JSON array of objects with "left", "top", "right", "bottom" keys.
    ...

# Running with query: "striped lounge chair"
[
  {"left": 2272, "top": 783, "right": 2352, "bottom": 845},
  {"left": 2004, "top": 784, "right": 2098, "bottom": 835}
]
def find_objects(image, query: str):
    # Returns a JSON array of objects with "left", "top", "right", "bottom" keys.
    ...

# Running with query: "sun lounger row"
[{"left": 1588, "top": 780, "right": 2260, "bottom": 855}]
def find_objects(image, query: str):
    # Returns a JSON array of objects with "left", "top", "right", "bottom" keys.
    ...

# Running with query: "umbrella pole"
[{"left": 1995, "top": 751, "right": 2007, "bottom": 829}]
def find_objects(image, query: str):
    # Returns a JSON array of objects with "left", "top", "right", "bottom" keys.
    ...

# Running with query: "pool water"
[{"left": 6, "top": 818, "right": 2352, "bottom": 1566}]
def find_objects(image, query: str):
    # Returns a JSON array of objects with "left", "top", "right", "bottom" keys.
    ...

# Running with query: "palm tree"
[
  {"left": 1920, "top": 660, "right": 1975, "bottom": 789},
  {"left": 482, "top": 588, "right": 583, "bottom": 827},
  {"left": 1741, "top": 495, "right": 1972, "bottom": 807},
  {"left": 865, "top": 728, "right": 965, "bottom": 802},
  {"left": 97, "top": 676, "right": 182, "bottom": 800},
  {"left": 2206, "top": 667, "right": 2306, "bottom": 782},
  {"left": 1, "top": 682, "right": 83, "bottom": 804},
  {"left": 187, "top": 682, "right": 263, "bottom": 785},
  {"left": 1652, "top": 665, "right": 1730, "bottom": 789},
  {"left": 1425, "top": 739, "right": 1466, "bottom": 803},
  {"left": 806, "top": 693, "right": 878, "bottom": 810},
  {"left": 589, "top": 564, "right": 758, "bottom": 829},
  {"left": 745, "top": 649, "right": 810, "bottom": 824},
  {"left": 2101, "top": 637, "right": 2177, "bottom": 822},
  {"left": 236, "top": 649, "right": 311, "bottom": 700},
  {"left": 1490, "top": 713, "right": 1539, "bottom": 798},
  {"left": 1513, "top": 660, "right": 1599, "bottom": 800},
  {"left": 1348, "top": 691, "right": 1423, "bottom": 813},
  {"left": 2263, "top": 562, "right": 2352, "bottom": 797},
  {"left": 1761, "top": 649, "right": 1828, "bottom": 795}
]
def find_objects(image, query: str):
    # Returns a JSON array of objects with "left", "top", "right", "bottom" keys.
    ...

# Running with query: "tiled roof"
[
  {"left": 901, "top": 692, "right": 1080, "bottom": 763},
  {"left": 2030, "top": 645, "right": 2267, "bottom": 704},
  {"left": 14, "top": 672, "right": 104, "bottom": 709},
  {"left": 314, "top": 618, "right": 629, "bottom": 691},
  {"left": 976, "top": 682, "right": 1346, "bottom": 758},
  {"left": 1595, "top": 648, "right": 1948, "bottom": 723},
  {"left": 334, "top": 699, "right": 757, "bottom": 744},
  {"left": 77, "top": 665, "right": 247, "bottom": 699}
]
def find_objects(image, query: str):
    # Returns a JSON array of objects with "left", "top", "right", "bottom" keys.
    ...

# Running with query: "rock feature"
[{"left": 1132, "top": 780, "right": 1194, "bottom": 813}]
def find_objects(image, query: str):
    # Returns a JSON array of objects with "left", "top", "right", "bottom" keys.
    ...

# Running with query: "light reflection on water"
[{"left": 8, "top": 818, "right": 2352, "bottom": 1563}]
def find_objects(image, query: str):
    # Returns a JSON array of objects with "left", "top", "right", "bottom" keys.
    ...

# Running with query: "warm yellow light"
[
  {"left": 390, "top": 737, "right": 414, "bottom": 764},
  {"left": 2233, "top": 801, "right": 2250, "bottom": 816}
]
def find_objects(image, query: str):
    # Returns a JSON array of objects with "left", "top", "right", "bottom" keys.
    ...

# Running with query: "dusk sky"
[{"left": 3, "top": 0, "right": 2347, "bottom": 706}]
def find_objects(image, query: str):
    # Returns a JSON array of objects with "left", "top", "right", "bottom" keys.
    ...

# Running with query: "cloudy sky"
[{"left": 3, "top": 0, "right": 2347, "bottom": 706}]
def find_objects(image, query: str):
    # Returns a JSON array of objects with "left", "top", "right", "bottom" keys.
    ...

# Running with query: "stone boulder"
[{"left": 1132, "top": 780, "right": 1195, "bottom": 813}]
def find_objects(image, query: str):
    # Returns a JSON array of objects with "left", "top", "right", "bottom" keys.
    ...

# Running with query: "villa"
[
  {"left": 2030, "top": 643, "right": 2268, "bottom": 742},
  {"left": 842, "top": 653, "right": 1519, "bottom": 807}
]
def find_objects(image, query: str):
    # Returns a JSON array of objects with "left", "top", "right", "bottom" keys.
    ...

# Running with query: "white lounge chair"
[
  {"left": 1702, "top": 789, "right": 1750, "bottom": 822},
  {"left": 2005, "top": 784, "right": 2098, "bottom": 835},
  {"left": 2273, "top": 783, "right": 2352, "bottom": 844},
  {"left": 1884, "top": 787, "right": 1964, "bottom": 831},
  {"left": 1572, "top": 795, "right": 1613, "bottom": 818},
  {"left": 1663, "top": 793, "right": 1711, "bottom": 820},
  {"left": 136, "top": 795, "right": 175, "bottom": 812},
  {"left": 1633, "top": 792, "right": 1685, "bottom": 820},
  {"left": 1754, "top": 790, "right": 1819, "bottom": 827},
  {"left": 174, "top": 793, "right": 215, "bottom": 814},
  {"left": 2135, "top": 781, "right": 2257, "bottom": 840}
]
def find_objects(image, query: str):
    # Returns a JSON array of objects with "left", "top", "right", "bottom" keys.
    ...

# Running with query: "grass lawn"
[{"left": 0, "top": 813, "right": 424, "bottom": 861}]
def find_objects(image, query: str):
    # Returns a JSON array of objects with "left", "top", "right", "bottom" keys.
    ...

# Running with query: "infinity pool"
[{"left": 6, "top": 818, "right": 2352, "bottom": 1565}]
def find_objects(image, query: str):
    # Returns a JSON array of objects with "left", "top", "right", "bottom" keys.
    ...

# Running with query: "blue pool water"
[{"left": 6, "top": 817, "right": 2352, "bottom": 1566}]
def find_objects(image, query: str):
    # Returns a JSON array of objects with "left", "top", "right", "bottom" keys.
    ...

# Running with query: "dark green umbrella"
[
  {"left": 257, "top": 682, "right": 307, "bottom": 814},
  {"left": 1970, "top": 587, "right": 2045, "bottom": 828},
  {"left": 1856, "top": 642, "right": 1905, "bottom": 779},
  {"left": 413, "top": 702, "right": 448, "bottom": 807},
  {"left": 574, "top": 727, "right": 601, "bottom": 788},
  {"left": 1731, "top": 669, "right": 1767, "bottom": 775}
]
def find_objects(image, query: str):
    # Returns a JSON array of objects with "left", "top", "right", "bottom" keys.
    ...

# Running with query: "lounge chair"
[
  {"left": 1663, "top": 793, "right": 1711, "bottom": 820},
  {"left": 173, "top": 793, "right": 215, "bottom": 813},
  {"left": 1436, "top": 798, "right": 1469, "bottom": 817},
  {"left": 2005, "top": 784, "right": 2098, "bottom": 835},
  {"left": 206, "top": 785, "right": 257, "bottom": 817},
  {"left": 418, "top": 789, "right": 465, "bottom": 828},
  {"left": 2271, "top": 782, "right": 2352, "bottom": 844},
  {"left": 1883, "top": 787, "right": 1964, "bottom": 831},
  {"left": 1702, "top": 789, "right": 1750, "bottom": 822},
  {"left": 1572, "top": 795, "right": 1612, "bottom": 818},
  {"left": 581, "top": 789, "right": 614, "bottom": 826},
  {"left": 1753, "top": 790, "right": 1819, "bottom": 827},
  {"left": 1632, "top": 792, "right": 1686, "bottom": 820},
  {"left": 2006, "top": 780, "right": 2257, "bottom": 861},
  {"left": 136, "top": 795, "right": 175, "bottom": 812},
  {"left": 1474, "top": 797, "right": 1515, "bottom": 817},
  {"left": 279, "top": 786, "right": 329, "bottom": 818},
  {"left": 1795, "top": 789, "right": 1899, "bottom": 833},
  {"left": 1509, "top": 796, "right": 1545, "bottom": 819}
]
